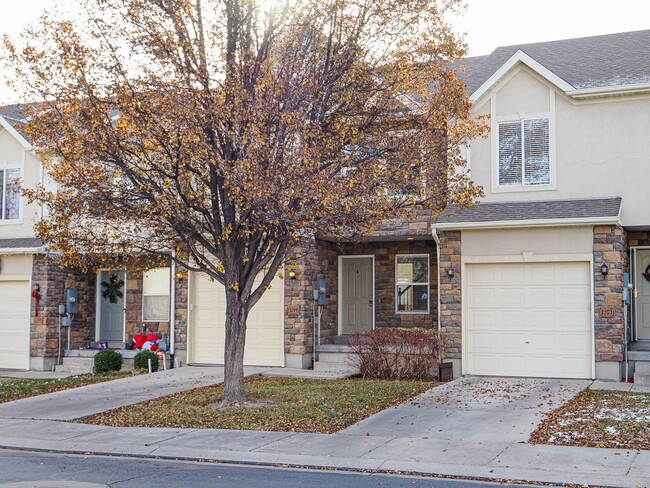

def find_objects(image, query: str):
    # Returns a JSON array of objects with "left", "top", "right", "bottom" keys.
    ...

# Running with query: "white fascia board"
[
  {"left": 0, "top": 246, "right": 45, "bottom": 255},
  {"left": 470, "top": 50, "right": 575, "bottom": 104},
  {"left": 0, "top": 116, "right": 32, "bottom": 150},
  {"left": 567, "top": 83, "right": 650, "bottom": 99},
  {"left": 431, "top": 215, "right": 620, "bottom": 231}
]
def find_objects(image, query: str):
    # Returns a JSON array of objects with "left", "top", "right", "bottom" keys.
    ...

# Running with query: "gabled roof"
[
  {"left": 433, "top": 197, "right": 622, "bottom": 230},
  {"left": 461, "top": 30, "right": 650, "bottom": 101},
  {"left": 0, "top": 102, "right": 33, "bottom": 148}
]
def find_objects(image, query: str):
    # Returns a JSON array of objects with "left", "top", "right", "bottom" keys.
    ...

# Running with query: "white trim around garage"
[{"left": 432, "top": 215, "right": 620, "bottom": 232}]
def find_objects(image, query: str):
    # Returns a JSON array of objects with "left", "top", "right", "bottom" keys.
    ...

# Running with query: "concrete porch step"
[
  {"left": 314, "top": 350, "right": 358, "bottom": 374},
  {"left": 55, "top": 352, "right": 137, "bottom": 374},
  {"left": 634, "top": 361, "right": 650, "bottom": 386}
]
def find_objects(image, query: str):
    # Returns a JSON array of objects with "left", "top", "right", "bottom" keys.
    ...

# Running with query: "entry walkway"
[{"left": 0, "top": 371, "right": 647, "bottom": 487}]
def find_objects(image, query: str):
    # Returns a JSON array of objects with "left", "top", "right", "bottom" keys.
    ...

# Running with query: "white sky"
[{"left": 1, "top": 0, "right": 650, "bottom": 103}]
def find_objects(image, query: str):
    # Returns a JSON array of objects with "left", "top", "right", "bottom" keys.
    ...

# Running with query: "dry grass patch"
[
  {"left": 80, "top": 376, "right": 436, "bottom": 433},
  {"left": 530, "top": 389, "right": 650, "bottom": 450},
  {"left": 0, "top": 371, "right": 140, "bottom": 403}
]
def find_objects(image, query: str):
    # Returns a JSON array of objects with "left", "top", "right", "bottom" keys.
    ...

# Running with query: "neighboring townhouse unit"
[{"left": 1, "top": 30, "right": 648, "bottom": 381}]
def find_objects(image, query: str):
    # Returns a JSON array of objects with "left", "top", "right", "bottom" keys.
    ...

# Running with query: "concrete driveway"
[{"left": 343, "top": 376, "right": 591, "bottom": 442}]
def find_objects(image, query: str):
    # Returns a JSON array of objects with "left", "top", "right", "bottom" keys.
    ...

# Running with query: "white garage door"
[
  {"left": 190, "top": 273, "right": 284, "bottom": 367},
  {"left": 465, "top": 262, "right": 592, "bottom": 379},
  {"left": 0, "top": 281, "right": 30, "bottom": 370}
]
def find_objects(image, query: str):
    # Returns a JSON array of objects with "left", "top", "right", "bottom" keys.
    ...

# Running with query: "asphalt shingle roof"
[
  {"left": 0, "top": 238, "right": 44, "bottom": 249},
  {"left": 435, "top": 197, "right": 622, "bottom": 226},
  {"left": 461, "top": 30, "right": 650, "bottom": 94}
]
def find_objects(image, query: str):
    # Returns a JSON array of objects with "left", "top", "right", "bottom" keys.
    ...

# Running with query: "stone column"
[
  {"left": 593, "top": 225, "right": 627, "bottom": 380},
  {"left": 438, "top": 231, "right": 462, "bottom": 373}
]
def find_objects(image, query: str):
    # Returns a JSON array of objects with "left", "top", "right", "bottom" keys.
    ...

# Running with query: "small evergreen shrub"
[
  {"left": 94, "top": 350, "right": 123, "bottom": 373},
  {"left": 134, "top": 350, "right": 159, "bottom": 372},
  {"left": 348, "top": 328, "right": 440, "bottom": 380}
]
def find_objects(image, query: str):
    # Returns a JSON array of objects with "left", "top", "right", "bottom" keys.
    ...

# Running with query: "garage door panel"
[
  {"left": 0, "top": 281, "right": 30, "bottom": 370},
  {"left": 190, "top": 273, "right": 284, "bottom": 367},
  {"left": 466, "top": 262, "right": 592, "bottom": 379}
]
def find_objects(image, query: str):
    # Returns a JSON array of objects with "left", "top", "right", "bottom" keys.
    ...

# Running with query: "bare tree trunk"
[{"left": 222, "top": 292, "right": 249, "bottom": 406}]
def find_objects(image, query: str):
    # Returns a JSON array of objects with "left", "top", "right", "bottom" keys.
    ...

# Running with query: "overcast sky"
[{"left": 1, "top": 0, "right": 650, "bottom": 104}]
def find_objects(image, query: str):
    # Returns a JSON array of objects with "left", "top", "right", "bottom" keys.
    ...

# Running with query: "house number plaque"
[
  {"left": 598, "top": 307, "right": 615, "bottom": 318},
  {"left": 286, "top": 305, "right": 300, "bottom": 316}
]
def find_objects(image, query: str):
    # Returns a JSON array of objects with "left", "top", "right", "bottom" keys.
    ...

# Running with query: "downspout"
[{"left": 169, "top": 253, "right": 176, "bottom": 369}]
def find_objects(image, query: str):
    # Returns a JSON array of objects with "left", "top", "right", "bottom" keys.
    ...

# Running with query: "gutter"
[
  {"left": 0, "top": 246, "right": 46, "bottom": 255},
  {"left": 432, "top": 215, "right": 620, "bottom": 231},
  {"left": 567, "top": 83, "right": 650, "bottom": 99}
]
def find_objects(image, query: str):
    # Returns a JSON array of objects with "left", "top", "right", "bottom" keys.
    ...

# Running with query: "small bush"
[
  {"left": 134, "top": 350, "right": 159, "bottom": 372},
  {"left": 94, "top": 350, "right": 123, "bottom": 373},
  {"left": 348, "top": 328, "right": 439, "bottom": 380}
]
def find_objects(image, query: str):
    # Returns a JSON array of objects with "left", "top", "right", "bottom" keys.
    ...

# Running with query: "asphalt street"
[{"left": 0, "top": 449, "right": 547, "bottom": 488}]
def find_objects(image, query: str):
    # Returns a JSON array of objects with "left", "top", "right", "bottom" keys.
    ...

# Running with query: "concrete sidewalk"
[{"left": 0, "top": 371, "right": 647, "bottom": 487}]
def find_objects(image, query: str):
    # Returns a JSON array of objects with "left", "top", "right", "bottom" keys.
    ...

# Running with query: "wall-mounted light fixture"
[
  {"left": 288, "top": 271, "right": 296, "bottom": 280},
  {"left": 447, "top": 267, "right": 454, "bottom": 279},
  {"left": 601, "top": 262, "right": 609, "bottom": 276},
  {"left": 32, "top": 283, "right": 40, "bottom": 292}
]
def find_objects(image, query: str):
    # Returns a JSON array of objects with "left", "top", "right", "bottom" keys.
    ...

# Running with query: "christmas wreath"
[
  {"left": 643, "top": 264, "right": 650, "bottom": 282},
  {"left": 101, "top": 273, "right": 125, "bottom": 303}
]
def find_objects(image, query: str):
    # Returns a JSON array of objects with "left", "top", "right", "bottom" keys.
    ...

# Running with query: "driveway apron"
[{"left": 343, "top": 376, "right": 591, "bottom": 442}]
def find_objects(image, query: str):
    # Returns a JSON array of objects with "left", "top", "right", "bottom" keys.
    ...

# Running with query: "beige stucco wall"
[
  {"left": 0, "top": 254, "right": 33, "bottom": 279},
  {"left": 0, "top": 130, "right": 40, "bottom": 239},
  {"left": 462, "top": 226, "right": 594, "bottom": 258},
  {"left": 469, "top": 65, "right": 650, "bottom": 228}
]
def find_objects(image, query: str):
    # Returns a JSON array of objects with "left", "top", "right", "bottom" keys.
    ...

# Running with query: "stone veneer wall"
[
  {"left": 593, "top": 225, "right": 627, "bottom": 363},
  {"left": 172, "top": 268, "right": 188, "bottom": 353},
  {"left": 283, "top": 238, "right": 439, "bottom": 355},
  {"left": 437, "top": 231, "right": 461, "bottom": 361},
  {"left": 30, "top": 255, "right": 96, "bottom": 359},
  {"left": 628, "top": 231, "right": 650, "bottom": 248},
  {"left": 125, "top": 270, "right": 170, "bottom": 339}
]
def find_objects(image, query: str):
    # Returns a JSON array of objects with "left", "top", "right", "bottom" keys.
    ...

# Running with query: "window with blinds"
[{"left": 498, "top": 118, "right": 550, "bottom": 186}]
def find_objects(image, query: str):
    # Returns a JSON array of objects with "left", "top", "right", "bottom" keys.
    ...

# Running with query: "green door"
[{"left": 98, "top": 270, "right": 126, "bottom": 341}]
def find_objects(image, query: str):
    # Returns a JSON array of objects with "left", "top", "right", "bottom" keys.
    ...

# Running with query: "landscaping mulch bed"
[
  {"left": 80, "top": 376, "right": 436, "bottom": 433},
  {"left": 0, "top": 371, "right": 140, "bottom": 404},
  {"left": 529, "top": 389, "right": 650, "bottom": 450}
]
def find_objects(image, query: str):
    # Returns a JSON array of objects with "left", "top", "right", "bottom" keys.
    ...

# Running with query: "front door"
[
  {"left": 98, "top": 270, "right": 126, "bottom": 341},
  {"left": 341, "top": 257, "right": 374, "bottom": 334},
  {"left": 635, "top": 250, "right": 650, "bottom": 340}
]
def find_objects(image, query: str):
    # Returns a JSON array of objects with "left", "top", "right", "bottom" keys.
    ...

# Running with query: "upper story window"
[
  {"left": 498, "top": 118, "right": 550, "bottom": 187},
  {"left": 0, "top": 167, "right": 21, "bottom": 221}
]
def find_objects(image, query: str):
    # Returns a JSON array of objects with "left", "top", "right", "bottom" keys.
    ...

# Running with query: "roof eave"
[
  {"left": 0, "top": 246, "right": 46, "bottom": 255},
  {"left": 567, "top": 83, "right": 650, "bottom": 99},
  {"left": 432, "top": 215, "right": 620, "bottom": 232},
  {"left": 0, "top": 115, "right": 32, "bottom": 150}
]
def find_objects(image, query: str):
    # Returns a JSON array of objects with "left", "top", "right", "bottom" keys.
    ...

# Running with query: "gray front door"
[
  {"left": 341, "top": 257, "right": 374, "bottom": 334},
  {"left": 98, "top": 270, "right": 125, "bottom": 341},
  {"left": 636, "top": 250, "right": 650, "bottom": 341}
]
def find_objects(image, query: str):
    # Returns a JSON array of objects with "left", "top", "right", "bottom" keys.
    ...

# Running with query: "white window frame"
[
  {"left": 395, "top": 254, "right": 430, "bottom": 315},
  {"left": 0, "top": 164, "right": 23, "bottom": 224},
  {"left": 491, "top": 84, "right": 557, "bottom": 194},
  {"left": 496, "top": 116, "right": 552, "bottom": 188},
  {"left": 142, "top": 267, "right": 171, "bottom": 322}
]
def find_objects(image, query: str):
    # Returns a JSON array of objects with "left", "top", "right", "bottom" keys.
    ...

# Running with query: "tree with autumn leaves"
[{"left": 4, "top": 0, "right": 486, "bottom": 405}]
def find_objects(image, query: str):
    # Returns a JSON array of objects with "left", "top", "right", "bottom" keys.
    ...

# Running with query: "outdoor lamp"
[
  {"left": 601, "top": 262, "right": 609, "bottom": 276},
  {"left": 447, "top": 267, "right": 454, "bottom": 278}
]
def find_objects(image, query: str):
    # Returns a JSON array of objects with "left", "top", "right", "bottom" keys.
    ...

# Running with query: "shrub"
[
  {"left": 348, "top": 328, "right": 440, "bottom": 380},
  {"left": 134, "top": 350, "right": 159, "bottom": 372},
  {"left": 94, "top": 350, "right": 123, "bottom": 373}
]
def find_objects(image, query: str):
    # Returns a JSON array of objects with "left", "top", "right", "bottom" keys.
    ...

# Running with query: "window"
[
  {"left": 142, "top": 267, "right": 170, "bottom": 321},
  {"left": 396, "top": 255, "right": 429, "bottom": 313},
  {"left": 498, "top": 118, "right": 550, "bottom": 187},
  {"left": 0, "top": 168, "right": 21, "bottom": 221}
]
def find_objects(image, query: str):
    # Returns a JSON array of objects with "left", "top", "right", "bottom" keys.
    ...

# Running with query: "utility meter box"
[
  {"left": 315, "top": 278, "right": 326, "bottom": 306},
  {"left": 66, "top": 289, "right": 79, "bottom": 315}
]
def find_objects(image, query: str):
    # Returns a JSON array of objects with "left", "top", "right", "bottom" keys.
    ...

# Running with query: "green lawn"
[
  {"left": 529, "top": 389, "right": 650, "bottom": 450},
  {"left": 80, "top": 377, "right": 436, "bottom": 433},
  {"left": 0, "top": 371, "right": 139, "bottom": 404}
]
